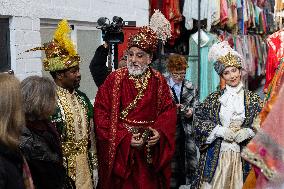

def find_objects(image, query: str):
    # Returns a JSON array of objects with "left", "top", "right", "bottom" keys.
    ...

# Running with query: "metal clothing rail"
[{"left": 197, "top": 0, "right": 201, "bottom": 95}]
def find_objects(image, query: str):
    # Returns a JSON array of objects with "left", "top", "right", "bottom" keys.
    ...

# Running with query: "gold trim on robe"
[{"left": 57, "top": 87, "right": 93, "bottom": 189}]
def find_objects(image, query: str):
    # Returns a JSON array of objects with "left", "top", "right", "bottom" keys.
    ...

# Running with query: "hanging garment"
[
  {"left": 264, "top": 30, "right": 284, "bottom": 89},
  {"left": 163, "top": 0, "right": 183, "bottom": 45},
  {"left": 182, "top": 0, "right": 212, "bottom": 30},
  {"left": 186, "top": 31, "right": 220, "bottom": 102},
  {"left": 150, "top": 0, "right": 182, "bottom": 45}
]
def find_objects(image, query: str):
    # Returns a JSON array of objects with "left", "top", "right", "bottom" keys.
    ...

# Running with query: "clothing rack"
[
  {"left": 197, "top": 0, "right": 201, "bottom": 96},
  {"left": 153, "top": 0, "right": 202, "bottom": 98}
]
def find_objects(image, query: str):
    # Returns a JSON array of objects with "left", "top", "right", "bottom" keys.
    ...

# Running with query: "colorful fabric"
[
  {"left": 192, "top": 89, "right": 262, "bottom": 189},
  {"left": 200, "top": 150, "right": 243, "bottom": 189},
  {"left": 26, "top": 20, "right": 80, "bottom": 72},
  {"left": 51, "top": 87, "right": 96, "bottom": 189},
  {"left": 163, "top": 0, "right": 183, "bottom": 45},
  {"left": 186, "top": 32, "right": 220, "bottom": 102},
  {"left": 264, "top": 30, "right": 284, "bottom": 89},
  {"left": 264, "top": 58, "right": 284, "bottom": 104},
  {"left": 242, "top": 85, "right": 284, "bottom": 185},
  {"left": 242, "top": 59, "right": 284, "bottom": 189},
  {"left": 94, "top": 67, "right": 176, "bottom": 189},
  {"left": 127, "top": 26, "right": 158, "bottom": 53}
]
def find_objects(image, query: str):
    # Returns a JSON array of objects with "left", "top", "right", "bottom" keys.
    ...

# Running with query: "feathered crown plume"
[
  {"left": 149, "top": 9, "right": 171, "bottom": 44},
  {"left": 208, "top": 41, "right": 243, "bottom": 74},
  {"left": 127, "top": 10, "right": 171, "bottom": 53},
  {"left": 24, "top": 19, "right": 80, "bottom": 72}
]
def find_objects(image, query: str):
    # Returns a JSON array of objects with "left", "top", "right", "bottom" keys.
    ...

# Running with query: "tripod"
[{"left": 107, "top": 43, "right": 119, "bottom": 70}]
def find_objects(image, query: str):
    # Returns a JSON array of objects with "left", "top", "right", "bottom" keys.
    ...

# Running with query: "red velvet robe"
[
  {"left": 94, "top": 67, "right": 177, "bottom": 189},
  {"left": 264, "top": 31, "right": 283, "bottom": 89}
]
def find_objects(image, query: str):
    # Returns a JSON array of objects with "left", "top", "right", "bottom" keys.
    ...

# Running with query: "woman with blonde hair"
[{"left": 0, "top": 73, "right": 33, "bottom": 189}]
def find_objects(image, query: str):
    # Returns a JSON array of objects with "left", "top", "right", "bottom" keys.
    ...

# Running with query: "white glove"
[
  {"left": 93, "top": 169, "right": 98, "bottom": 188},
  {"left": 216, "top": 127, "right": 235, "bottom": 142},
  {"left": 234, "top": 128, "right": 255, "bottom": 143}
]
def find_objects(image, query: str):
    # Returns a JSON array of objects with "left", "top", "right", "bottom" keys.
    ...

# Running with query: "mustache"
[
  {"left": 127, "top": 61, "right": 143, "bottom": 68},
  {"left": 230, "top": 77, "right": 238, "bottom": 80}
]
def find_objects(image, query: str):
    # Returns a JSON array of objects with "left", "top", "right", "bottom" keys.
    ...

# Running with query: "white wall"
[{"left": 0, "top": 0, "right": 149, "bottom": 79}]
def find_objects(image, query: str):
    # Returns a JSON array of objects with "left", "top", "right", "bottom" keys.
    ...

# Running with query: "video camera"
[{"left": 97, "top": 16, "right": 124, "bottom": 44}]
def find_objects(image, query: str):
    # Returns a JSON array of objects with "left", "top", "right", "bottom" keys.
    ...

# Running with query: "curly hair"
[{"left": 167, "top": 54, "right": 188, "bottom": 73}]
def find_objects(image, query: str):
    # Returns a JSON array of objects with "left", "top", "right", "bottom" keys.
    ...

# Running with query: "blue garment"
[
  {"left": 169, "top": 78, "right": 182, "bottom": 102},
  {"left": 186, "top": 32, "right": 220, "bottom": 102}
]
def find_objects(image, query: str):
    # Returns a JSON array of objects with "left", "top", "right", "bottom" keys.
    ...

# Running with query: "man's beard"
[{"left": 127, "top": 62, "right": 148, "bottom": 76}]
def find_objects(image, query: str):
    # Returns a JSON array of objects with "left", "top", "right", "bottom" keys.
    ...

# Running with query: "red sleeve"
[
  {"left": 264, "top": 47, "right": 279, "bottom": 89},
  {"left": 151, "top": 77, "right": 177, "bottom": 172}
]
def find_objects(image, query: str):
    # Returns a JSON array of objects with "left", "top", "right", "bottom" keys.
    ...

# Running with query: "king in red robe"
[
  {"left": 94, "top": 25, "right": 176, "bottom": 189},
  {"left": 94, "top": 65, "right": 177, "bottom": 189}
]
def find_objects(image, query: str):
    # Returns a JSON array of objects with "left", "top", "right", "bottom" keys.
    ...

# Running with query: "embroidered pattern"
[
  {"left": 56, "top": 87, "right": 90, "bottom": 183},
  {"left": 108, "top": 68, "right": 127, "bottom": 171},
  {"left": 120, "top": 68, "right": 151, "bottom": 119},
  {"left": 192, "top": 89, "right": 262, "bottom": 187}
]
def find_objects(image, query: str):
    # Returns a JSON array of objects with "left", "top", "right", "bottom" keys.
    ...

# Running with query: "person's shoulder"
[
  {"left": 76, "top": 89, "right": 89, "bottom": 99},
  {"left": 209, "top": 90, "right": 221, "bottom": 97},
  {"left": 245, "top": 90, "right": 262, "bottom": 103},
  {"left": 151, "top": 67, "right": 162, "bottom": 76},
  {"left": 75, "top": 89, "right": 93, "bottom": 106},
  {"left": 244, "top": 89, "right": 259, "bottom": 98},
  {"left": 205, "top": 90, "right": 221, "bottom": 101},
  {"left": 184, "top": 80, "right": 196, "bottom": 89},
  {"left": 94, "top": 44, "right": 109, "bottom": 55},
  {"left": 106, "top": 67, "right": 128, "bottom": 80},
  {"left": 98, "top": 67, "right": 128, "bottom": 90},
  {"left": 150, "top": 68, "right": 167, "bottom": 83}
]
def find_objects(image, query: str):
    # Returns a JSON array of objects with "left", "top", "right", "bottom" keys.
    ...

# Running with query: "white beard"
[{"left": 127, "top": 62, "right": 148, "bottom": 76}]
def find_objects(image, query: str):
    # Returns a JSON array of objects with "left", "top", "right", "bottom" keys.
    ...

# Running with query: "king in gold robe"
[{"left": 52, "top": 87, "right": 97, "bottom": 189}]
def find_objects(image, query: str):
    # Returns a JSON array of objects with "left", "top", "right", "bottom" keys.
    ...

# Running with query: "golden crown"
[
  {"left": 25, "top": 19, "right": 80, "bottom": 72},
  {"left": 217, "top": 52, "right": 242, "bottom": 68},
  {"left": 127, "top": 26, "right": 158, "bottom": 53}
]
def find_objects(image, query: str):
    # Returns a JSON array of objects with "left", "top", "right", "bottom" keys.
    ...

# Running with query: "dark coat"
[
  {"left": 89, "top": 45, "right": 111, "bottom": 87},
  {"left": 168, "top": 79, "right": 199, "bottom": 187},
  {"left": 0, "top": 142, "right": 25, "bottom": 189},
  {"left": 20, "top": 120, "right": 66, "bottom": 189}
]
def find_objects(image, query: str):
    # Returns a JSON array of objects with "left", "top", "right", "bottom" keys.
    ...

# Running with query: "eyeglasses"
[
  {"left": 2, "top": 70, "right": 14, "bottom": 75},
  {"left": 171, "top": 72, "right": 186, "bottom": 78}
]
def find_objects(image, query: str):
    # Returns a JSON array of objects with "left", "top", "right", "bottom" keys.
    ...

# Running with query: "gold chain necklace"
[{"left": 120, "top": 68, "right": 151, "bottom": 119}]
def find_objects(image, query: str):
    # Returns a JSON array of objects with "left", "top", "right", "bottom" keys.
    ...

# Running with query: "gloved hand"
[
  {"left": 216, "top": 127, "right": 235, "bottom": 142},
  {"left": 93, "top": 169, "right": 98, "bottom": 188},
  {"left": 234, "top": 128, "right": 255, "bottom": 143}
]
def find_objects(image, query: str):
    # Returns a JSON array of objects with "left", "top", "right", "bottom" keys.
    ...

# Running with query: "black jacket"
[
  {"left": 89, "top": 45, "right": 111, "bottom": 87},
  {"left": 20, "top": 120, "right": 66, "bottom": 189},
  {"left": 0, "top": 142, "right": 26, "bottom": 189}
]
